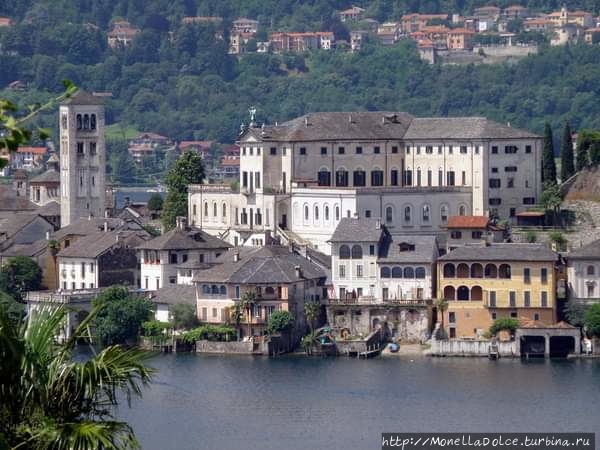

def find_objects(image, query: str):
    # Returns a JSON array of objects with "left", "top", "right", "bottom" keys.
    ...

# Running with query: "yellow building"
[{"left": 437, "top": 243, "right": 558, "bottom": 338}]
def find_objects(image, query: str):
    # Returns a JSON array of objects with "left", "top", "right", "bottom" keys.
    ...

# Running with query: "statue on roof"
[{"left": 248, "top": 106, "right": 257, "bottom": 128}]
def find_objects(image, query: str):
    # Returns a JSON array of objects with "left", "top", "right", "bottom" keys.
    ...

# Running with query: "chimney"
[
  {"left": 295, "top": 265, "right": 302, "bottom": 279},
  {"left": 104, "top": 221, "right": 108, "bottom": 232},
  {"left": 176, "top": 216, "right": 187, "bottom": 230},
  {"left": 233, "top": 249, "right": 240, "bottom": 262},
  {"left": 375, "top": 219, "right": 381, "bottom": 230},
  {"left": 304, "top": 116, "right": 310, "bottom": 127},
  {"left": 45, "top": 231, "right": 50, "bottom": 240},
  {"left": 348, "top": 114, "right": 353, "bottom": 123},
  {"left": 104, "top": 209, "right": 110, "bottom": 218}
]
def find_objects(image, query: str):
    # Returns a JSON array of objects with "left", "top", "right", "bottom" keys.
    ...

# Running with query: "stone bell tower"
[{"left": 59, "top": 90, "right": 106, "bottom": 227}]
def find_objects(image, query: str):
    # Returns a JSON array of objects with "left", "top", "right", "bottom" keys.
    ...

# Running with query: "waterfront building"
[
  {"left": 189, "top": 111, "right": 542, "bottom": 254},
  {"left": 193, "top": 245, "right": 327, "bottom": 339},
  {"left": 437, "top": 243, "right": 558, "bottom": 338},
  {"left": 136, "top": 217, "right": 230, "bottom": 290},
  {"left": 59, "top": 90, "right": 106, "bottom": 227},
  {"left": 566, "top": 239, "right": 600, "bottom": 304}
]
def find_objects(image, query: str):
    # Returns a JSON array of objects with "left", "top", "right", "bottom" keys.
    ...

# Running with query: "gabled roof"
[
  {"left": 0, "top": 238, "right": 48, "bottom": 258},
  {"left": 568, "top": 239, "right": 600, "bottom": 260},
  {"left": 17, "top": 146, "right": 47, "bottom": 154},
  {"left": 52, "top": 217, "right": 147, "bottom": 240},
  {"left": 62, "top": 90, "right": 104, "bottom": 106},
  {"left": 30, "top": 169, "right": 60, "bottom": 184},
  {"left": 57, "top": 231, "right": 145, "bottom": 258},
  {"left": 329, "top": 218, "right": 384, "bottom": 243},
  {"left": 446, "top": 215, "right": 490, "bottom": 229},
  {"left": 404, "top": 117, "right": 539, "bottom": 140},
  {"left": 439, "top": 243, "right": 557, "bottom": 262},
  {"left": 136, "top": 227, "right": 230, "bottom": 251},
  {"left": 0, "top": 213, "right": 53, "bottom": 240},
  {"left": 192, "top": 246, "right": 326, "bottom": 284},
  {"left": 37, "top": 201, "right": 60, "bottom": 217}
]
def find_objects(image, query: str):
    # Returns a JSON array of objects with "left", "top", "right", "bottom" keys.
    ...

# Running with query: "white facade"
[
  {"left": 59, "top": 92, "right": 106, "bottom": 227},
  {"left": 567, "top": 258, "right": 600, "bottom": 301},
  {"left": 59, "top": 258, "right": 98, "bottom": 290}
]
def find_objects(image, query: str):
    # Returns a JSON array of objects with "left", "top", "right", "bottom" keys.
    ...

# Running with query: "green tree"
[
  {"left": 161, "top": 151, "right": 205, "bottom": 230},
  {"left": 0, "top": 290, "right": 24, "bottom": 323},
  {"left": 0, "top": 303, "right": 153, "bottom": 449},
  {"left": 170, "top": 303, "right": 199, "bottom": 330},
  {"left": 590, "top": 141, "right": 600, "bottom": 166},
  {"left": 0, "top": 256, "right": 43, "bottom": 302},
  {"left": 565, "top": 299, "right": 587, "bottom": 328},
  {"left": 576, "top": 132, "right": 591, "bottom": 171},
  {"left": 92, "top": 286, "right": 153, "bottom": 346},
  {"left": 560, "top": 121, "right": 575, "bottom": 182},
  {"left": 266, "top": 310, "right": 294, "bottom": 335},
  {"left": 489, "top": 317, "right": 519, "bottom": 336},
  {"left": 303, "top": 301, "right": 320, "bottom": 332},
  {"left": 239, "top": 291, "right": 256, "bottom": 339},
  {"left": 542, "top": 122, "right": 557, "bottom": 185},
  {"left": 147, "top": 192, "right": 164, "bottom": 211},
  {"left": 584, "top": 303, "right": 600, "bottom": 337},
  {"left": 541, "top": 182, "right": 563, "bottom": 225},
  {"left": 435, "top": 299, "right": 448, "bottom": 340}
]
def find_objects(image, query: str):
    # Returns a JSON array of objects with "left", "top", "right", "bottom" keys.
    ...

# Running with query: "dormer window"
[{"left": 398, "top": 242, "right": 415, "bottom": 252}]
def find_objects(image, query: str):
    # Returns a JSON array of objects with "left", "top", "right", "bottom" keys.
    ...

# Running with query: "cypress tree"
[
  {"left": 560, "top": 121, "right": 575, "bottom": 182},
  {"left": 542, "top": 123, "right": 557, "bottom": 184},
  {"left": 576, "top": 132, "right": 590, "bottom": 172}
]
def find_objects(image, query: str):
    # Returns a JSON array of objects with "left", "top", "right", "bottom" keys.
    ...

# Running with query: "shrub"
[
  {"left": 584, "top": 303, "right": 600, "bottom": 337},
  {"left": 266, "top": 310, "right": 294, "bottom": 335},
  {"left": 181, "top": 324, "right": 236, "bottom": 343},
  {"left": 142, "top": 320, "right": 171, "bottom": 336},
  {"left": 525, "top": 230, "right": 537, "bottom": 243},
  {"left": 489, "top": 318, "right": 519, "bottom": 336}
]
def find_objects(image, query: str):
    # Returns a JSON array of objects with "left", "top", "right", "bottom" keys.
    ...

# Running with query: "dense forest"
[{"left": 2, "top": 0, "right": 600, "bottom": 149}]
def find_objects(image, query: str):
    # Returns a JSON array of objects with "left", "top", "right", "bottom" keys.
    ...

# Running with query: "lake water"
[{"left": 116, "top": 354, "right": 600, "bottom": 450}]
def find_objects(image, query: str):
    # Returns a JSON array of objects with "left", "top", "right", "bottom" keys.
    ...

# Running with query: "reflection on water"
[{"left": 116, "top": 354, "right": 600, "bottom": 450}]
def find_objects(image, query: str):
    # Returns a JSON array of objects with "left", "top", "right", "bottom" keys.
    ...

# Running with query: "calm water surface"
[{"left": 116, "top": 354, "right": 600, "bottom": 450}]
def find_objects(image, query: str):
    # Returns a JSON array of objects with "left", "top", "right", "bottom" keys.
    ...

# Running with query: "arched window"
[
  {"left": 220, "top": 286, "right": 227, "bottom": 295},
  {"left": 325, "top": 206, "right": 330, "bottom": 221},
  {"left": 83, "top": 114, "right": 90, "bottom": 130},
  {"left": 422, "top": 205, "right": 430, "bottom": 223},
  {"left": 336, "top": 169, "right": 349, "bottom": 187},
  {"left": 415, "top": 267, "right": 426, "bottom": 279},
  {"left": 427, "top": 168, "right": 432, "bottom": 186},
  {"left": 416, "top": 167, "right": 422, "bottom": 186},
  {"left": 443, "top": 286, "right": 455, "bottom": 300},
  {"left": 587, "top": 265, "right": 595, "bottom": 276},
  {"left": 470, "top": 263, "right": 483, "bottom": 278},
  {"left": 76, "top": 114, "right": 82, "bottom": 130},
  {"left": 90, "top": 114, "right": 96, "bottom": 130},
  {"left": 202, "top": 285, "right": 210, "bottom": 294},
  {"left": 314, "top": 205, "right": 319, "bottom": 221},
  {"left": 339, "top": 245, "right": 351, "bottom": 259},
  {"left": 403, "top": 267, "right": 415, "bottom": 278},
  {"left": 265, "top": 287, "right": 275, "bottom": 295},
  {"left": 204, "top": 202, "right": 208, "bottom": 217},
  {"left": 471, "top": 286, "right": 483, "bottom": 301},
  {"left": 385, "top": 206, "right": 393, "bottom": 224},
  {"left": 443, "top": 263, "right": 455, "bottom": 278},
  {"left": 335, "top": 206, "right": 340, "bottom": 221},
  {"left": 485, "top": 264, "right": 497, "bottom": 278},
  {"left": 351, "top": 245, "right": 363, "bottom": 259},
  {"left": 380, "top": 267, "right": 391, "bottom": 278},
  {"left": 457, "top": 286, "right": 470, "bottom": 301},
  {"left": 213, "top": 202, "right": 217, "bottom": 217},
  {"left": 440, "top": 205, "right": 448, "bottom": 223},
  {"left": 353, "top": 169, "right": 366, "bottom": 186},
  {"left": 304, "top": 205, "right": 309, "bottom": 221},
  {"left": 211, "top": 285, "right": 219, "bottom": 294},
  {"left": 222, "top": 203, "right": 227, "bottom": 218},
  {"left": 499, "top": 264, "right": 511, "bottom": 279},
  {"left": 404, "top": 205, "right": 412, "bottom": 223},
  {"left": 318, "top": 169, "right": 331, "bottom": 186},
  {"left": 371, "top": 168, "right": 384, "bottom": 186},
  {"left": 459, "top": 205, "right": 467, "bottom": 216},
  {"left": 457, "top": 263, "right": 469, "bottom": 278},
  {"left": 392, "top": 267, "right": 403, "bottom": 278}
]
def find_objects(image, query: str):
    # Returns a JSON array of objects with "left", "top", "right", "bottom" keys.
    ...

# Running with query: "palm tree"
[
  {"left": 239, "top": 291, "right": 256, "bottom": 339},
  {"left": 0, "top": 302, "right": 154, "bottom": 449},
  {"left": 304, "top": 301, "right": 320, "bottom": 332}
]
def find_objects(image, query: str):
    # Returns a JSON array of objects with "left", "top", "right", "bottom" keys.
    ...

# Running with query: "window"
[
  {"left": 507, "top": 177, "right": 514, "bottom": 188},
  {"left": 505, "top": 166, "right": 518, "bottom": 172},
  {"left": 353, "top": 170, "right": 366, "bottom": 186},
  {"left": 427, "top": 169, "right": 432, "bottom": 186},
  {"left": 335, "top": 206, "right": 340, "bottom": 221},
  {"left": 338, "top": 146, "right": 345, "bottom": 154},
  {"left": 81, "top": 262, "right": 85, "bottom": 277},
  {"left": 524, "top": 268, "right": 531, "bottom": 283},
  {"left": 320, "top": 147, "right": 327, "bottom": 155},
  {"left": 170, "top": 253, "right": 178, "bottom": 264},
  {"left": 314, "top": 206, "right": 319, "bottom": 221},
  {"left": 405, "top": 146, "right": 410, "bottom": 154},
  {"left": 365, "top": 210, "right": 371, "bottom": 218},
  {"left": 505, "top": 146, "right": 518, "bottom": 154},
  {"left": 169, "top": 276, "right": 176, "bottom": 284},
  {"left": 489, "top": 291, "right": 496, "bottom": 307},
  {"left": 416, "top": 146, "right": 421, "bottom": 155},
  {"left": 385, "top": 206, "right": 393, "bottom": 223},
  {"left": 446, "top": 171, "right": 455, "bottom": 186},
  {"left": 489, "top": 179, "right": 501, "bottom": 188},
  {"left": 450, "top": 328, "right": 456, "bottom": 338},
  {"left": 415, "top": 267, "right": 426, "bottom": 279},
  {"left": 90, "top": 263, "right": 94, "bottom": 273},
  {"left": 213, "top": 202, "right": 218, "bottom": 217},
  {"left": 426, "top": 145, "right": 433, "bottom": 154},
  {"left": 404, "top": 169, "right": 412, "bottom": 186},
  {"left": 338, "top": 265, "right": 346, "bottom": 278},
  {"left": 491, "top": 312, "right": 497, "bottom": 320},
  {"left": 489, "top": 198, "right": 502, "bottom": 205},
  {"left": 525, "top": 145, "right": 532, "bottom": 153},
  {"left": 90, "top": 142, "right": 97, "bottom": 155},
  {"left": 235, "top": 286, "right": 240, "bottom": 298},
  {"left": 523, "top": 197, "right": 536, "bottom": 205},
  {"left": 422, "top": 205, "right": 430, "bottom": 222},
  {"left": 369, "top": 245, "right": 375, "bottom": 256},
  {"left": 222, "top": 203, "right": 227, "bottom": 218},
  {"left": 524, "top": 291, "right": 531, "bottom": 307},
  {"left": 204, "top": 202, "right": 209, "bottom": 216},
  {"left": 404, "top": 206, "right": 411, "bottom": 223},
  {"left": 541, "top": 291, "right": 548, "bottom": 307},
  {"left": 587, "top": 284, "right": 594, "bottom": 297},
  {"left": 318, "top": 170, "right": 331, "bottom": 186},
  {"left": 390, "top": 170, "right": 398, "bottom": 186},
  {"left": 449, "top": 312, "right": 456, "bottom": 323},
  {"left": 541, "top": 268, "right": 548, "bottom": 284},
  {"left": 450, "top": 231, "right": 462, "bottom": 239},
  {"left": 299, "top": 147, "right": 306, "bottom": 155},
  {"left": 492, "top": 146, "right": 498, "bottom": 154},
  {"left": 77, "top": 142, "right": 84, "bottom": 154},
  {"left": 440, "top": 205, "right": 448, "bottom": 223},
  {"left": 472, "top": 231, "right": 483, "bottom": 239},
  {"left": 448, "top": 146, "right": 453, "bottom": 154},
  {"left": 339, "top": 245, "right": 351, "bottom": 259},
  {"left": 325, "top": 206, "right": 330, "bottom": 221},
  {"left": 371, "top": 170, "right": 384, "bottom": 186},
  {"left": 391, "top": 146, "right": 398, "bottom": 154},
  {"left": 491, "top": 167, "right": 498, "bottom": 173},
  {"left": 336, "top": 170, "right": 348, "bottom": 187},
  {"left": 534, "top": 313, "right": 540, "bottom": 321},
  {"left": 356, "top": 265, "right": 363, "bottom": 278},
  {"left": 510, "top": 208, "right": 516, "bottom": 217},
  {"left": 304, "top": 205, "right": 309, "bottom": 221},
  {"left": 461, "top": 171, "right": 466, "bottom": 186},
  {"left": 355, "top": 146, "right": 362, "bottom": 154},
  {"left": 374, "top": 146, "right": 380, "bottom": 154},
  {"left": 509, "top": 291, "right": 516, "bottom": 307},
  {"left": 416, "top": 168, "right": 421, "bottom": 186},
  {"left": 460, "top": 145, "right": 467, "bottom": 154},
  {"left": 587, "top": 265, "right": 595, "bottom": 275},
  {"left": 381, "top": 267, "right": 391, "bottom": 278},
  {"left": 270, "top": 147, "right": 276, "bottom": 155},
  {"left": 351, "top": 245, "right": 362, "bottom": 259},
  {"left": 438, "top": 169, "right": 443, "bottom": 186}
]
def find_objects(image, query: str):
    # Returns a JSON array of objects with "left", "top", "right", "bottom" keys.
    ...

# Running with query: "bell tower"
[{"left": 59, "top": 90, "right": 106, "bottom": 227}]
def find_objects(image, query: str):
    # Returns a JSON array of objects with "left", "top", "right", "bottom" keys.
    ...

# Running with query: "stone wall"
[
  {"left": 195, "top": 340, "right": 254, "bottom": 354},
  {"left": 430, "top": 339, "right": 517, "bottom": 357}
]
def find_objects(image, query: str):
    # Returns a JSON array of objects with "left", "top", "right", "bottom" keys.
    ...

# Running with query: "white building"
[
  {"left": 136, "top": 217, "right": 230, "bottom": 290},
  {"left": 59, "top": 90, "right": 106, "bottom": 227},
  {"left": 567, "top": 240, "right": 600, "bottom": 303},
  {"left": 189, "top": 111, "right": 542, "bottom": 255}
]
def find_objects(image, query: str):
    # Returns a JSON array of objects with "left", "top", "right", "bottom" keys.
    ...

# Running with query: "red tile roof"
[
  {"left": 17, "top": 146, "right": 47, "bottom": 155},
  {"left": 446, "top": 215, "right": 490, "bottom": 229}
]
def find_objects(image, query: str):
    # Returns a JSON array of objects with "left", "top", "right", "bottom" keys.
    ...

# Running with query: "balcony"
[{"left": 326, "top": 297, "right": 431, "bottom": 307}]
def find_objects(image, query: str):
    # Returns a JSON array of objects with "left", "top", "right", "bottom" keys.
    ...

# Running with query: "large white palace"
[{"left": 188, "top": 111, "right": 542, "bottom": 254}]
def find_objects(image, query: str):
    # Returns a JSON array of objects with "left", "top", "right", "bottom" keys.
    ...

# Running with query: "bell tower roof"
[{"left": 62, "top": 90, "right": 104, "bottom": 106}]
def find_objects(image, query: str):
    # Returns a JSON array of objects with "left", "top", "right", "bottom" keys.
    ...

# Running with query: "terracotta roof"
[
  {"left": 221, "top": 156, "right": 240, "bottom": 166},
  {"left": 448, "top": 27, "right": 475, "bottom": 34},
  {"left": 0, "top": 17, "right": 11, "bottom": 26},
  {"left": 518, "top": 319, "right": 576, "bottom": 329},
  {"left": 17, "top": 147, "right": 47, "bottom": 154},
  {"left": 446, "top": 216, "right": 489, "bottom": 229},
  {"left": 516, "top": 211, "right": 545, "bottom": 217}
]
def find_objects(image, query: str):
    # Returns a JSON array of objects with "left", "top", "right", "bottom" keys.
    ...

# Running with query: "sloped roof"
[
  {"left": 0, "top": 239, "right": 49, "bottom": 258},
  {"left": 518, "top": 319, "right": 576, "bottom": 329},
  {"left": 378, "top": 235, "right": 439, "bottom": 263},
  {"left": 329, "top": 218, "right": 384, "bottom": 243},
  {"left": 57, "top": 231, "right": 145, "bottom": 258},
  {"left": 136, "top": 227, "right": 230, "bottom": 251},
  {"left": 439, "top": 243, "right": 557, "bottom": 262},
  {"left": 568, "top": 239, "right": 600, "bottom": 260},
  {"left": 30, "top": 169, "right": 60, "bottom": 184},
  {"left": 404, "top": 117, "right": 539, "bottom": 140},
  {"left": 192, "top": 246, "right": 326, "bottom": 284},
  {"left": 52, "top": 217, "right": 146, "bottom": 240},
  {"left": 62, "top": 90, "right": 104, "bottom": 106},
  {"left": 151, "top": 285, "right": 196, "bottom": 306},
  {"left": 446, "top": 215, "right": 490, "bottom": 229},
  {"left": 0, "top": 185, "right": 37, "bottom": 211},
  {"left": 0, "top": 213, "right": 52, "bottom": 240}
]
